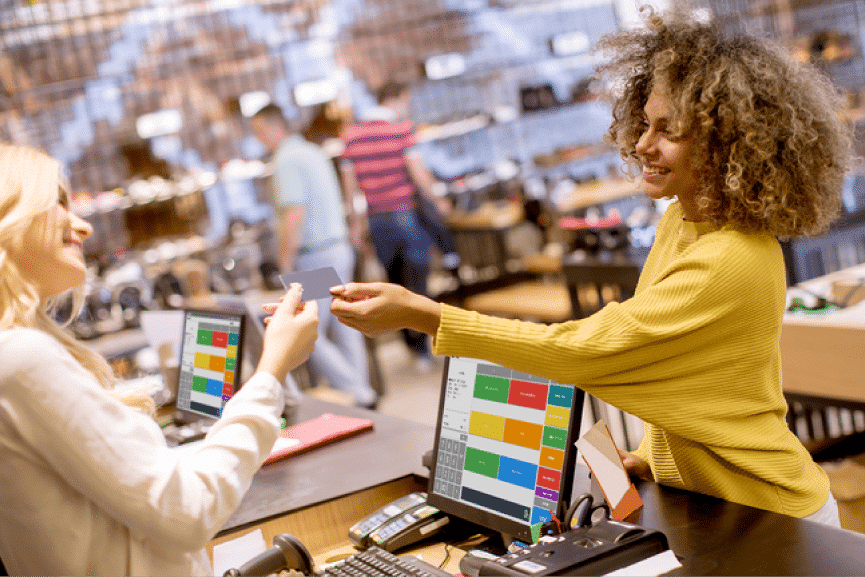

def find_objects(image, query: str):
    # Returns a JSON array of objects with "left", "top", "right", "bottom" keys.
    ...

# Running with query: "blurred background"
[{"left": 1, "top": 0, "right": 864, "bottom": 386}]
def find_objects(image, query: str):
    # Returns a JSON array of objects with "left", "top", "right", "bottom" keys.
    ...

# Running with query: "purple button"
[{"left": 535, "top": 487, "right": 558, "bottom": 501}]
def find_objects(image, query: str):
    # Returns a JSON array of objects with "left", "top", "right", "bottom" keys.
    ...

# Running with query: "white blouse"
[{"left": 0, "top": 328, "right": 283, "bottom": 576}]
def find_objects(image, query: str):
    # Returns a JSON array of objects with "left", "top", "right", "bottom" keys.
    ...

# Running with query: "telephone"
[{"left": 348, "top": 491, "right": 450, "bottom": 552}]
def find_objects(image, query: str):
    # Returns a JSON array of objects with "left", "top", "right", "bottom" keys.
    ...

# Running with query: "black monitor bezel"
[
  {"left": 174, "top": 307, "right": 246, "bottom": 424},
  {"left": 426, "top": 356, "right": 584, "bottom": 543},
  {"left": 209, "top": 294, "right": 266, "bottom": 372}
]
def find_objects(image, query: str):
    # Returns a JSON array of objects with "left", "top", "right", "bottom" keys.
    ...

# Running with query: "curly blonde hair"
[
  {"left": 0, "top": 144, "right": 154, "bottom": 414},
  {"left": 595, "top": 10, "right": 853, "bottom": 238}
]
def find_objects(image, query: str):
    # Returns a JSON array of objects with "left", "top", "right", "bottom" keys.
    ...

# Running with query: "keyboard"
[{"left": 320, "top": 546, "right": 453, "bottom": 577}]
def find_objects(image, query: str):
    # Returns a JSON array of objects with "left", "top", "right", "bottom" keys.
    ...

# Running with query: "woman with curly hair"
[
  {"left": 0, "top": 144, "right": 319, "bottom": 575},
  {"left": 329, "top": 10, "right": 853, "bottom": 525}
]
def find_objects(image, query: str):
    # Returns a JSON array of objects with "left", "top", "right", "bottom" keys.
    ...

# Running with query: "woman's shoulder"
[
  {"left": 0, "top": 329, "right": 86, "bottom": 398},
  {"left": 0, "top": 328, "right": 66, "bottom": 368},
  {"left": 709, "top": 225, "right": 780, "bottom": 259},
  {"left": 694, "top": 227, "right": 785, "bottom": 297},
  {"left": 656, "top": 209, "right": 784, "bottom": 286},
  {"left": 657, "top": 202, "right": 779, "bottom": 259}
]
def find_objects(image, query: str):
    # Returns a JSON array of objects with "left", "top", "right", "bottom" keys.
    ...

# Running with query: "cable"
[
  {"left": 438, "top": 542, "right": 451, "bottom": 569},
  {"left": 563, "top": 493, "right": 614, "bottom": 531},
  {"left": 590, "top": 502, "right": 611, "bottom": 523},
  {"left": 563, "top": 493, "right": 594, "bottom": 529}
]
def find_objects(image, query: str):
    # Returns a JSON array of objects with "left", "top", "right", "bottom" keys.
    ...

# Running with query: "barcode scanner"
[{"left": 223, "top": 533, "right": 314, "bottom": 576}]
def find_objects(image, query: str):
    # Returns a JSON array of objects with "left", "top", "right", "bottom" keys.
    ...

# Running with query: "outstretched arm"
[
  {"left": 276, "top": 205, "right": 305, "bottom": 272},
  {"left": 338, "top": 162, "right": 368, "bottom": 252},
  {"left": 330, "top": 282, "right": 442, "bottom": 338}
]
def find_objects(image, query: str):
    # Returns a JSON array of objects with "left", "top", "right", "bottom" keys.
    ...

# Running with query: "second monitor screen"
[
  {"left": 429, "top": 357, "right": 582, "bottom": 541},
  {"left": 176, "top": 310, "right": 244, "bottom": 419}
]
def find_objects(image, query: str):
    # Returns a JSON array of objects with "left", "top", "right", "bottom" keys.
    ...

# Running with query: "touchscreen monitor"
[
  {"left": 427, "top": 356, "right": 584, "bottom": 543},
  {"left": 174, "top": 308, "right": 245, "bottom": 421}
]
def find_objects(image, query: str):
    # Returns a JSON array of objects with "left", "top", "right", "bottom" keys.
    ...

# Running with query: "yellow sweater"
[{"left": 434, "top": 201, "right": 829, "bottom": 517}]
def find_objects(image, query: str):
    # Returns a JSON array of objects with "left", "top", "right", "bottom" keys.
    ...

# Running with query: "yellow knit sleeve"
[{"left": 433, "top": 229, "right": 787, "bottom": 443}]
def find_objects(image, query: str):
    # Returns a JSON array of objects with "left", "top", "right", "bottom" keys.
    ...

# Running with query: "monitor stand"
[
  {"left": 454, "top": 531, "right": 509, "bottom": 576},
  {"left": 163, "top": 410, "right": 217, "bottom": 446}
]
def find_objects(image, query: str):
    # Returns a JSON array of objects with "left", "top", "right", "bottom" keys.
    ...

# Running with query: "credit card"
[{"left": 279, "top": 267, "right": 343, "bottom": 301}]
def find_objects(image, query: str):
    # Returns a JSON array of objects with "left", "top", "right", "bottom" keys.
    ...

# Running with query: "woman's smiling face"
[
  {"left": 635, "top": 89, "right": 702, "bottom": 220},
  {"left": 7, "top": 188, "right": 93, "bottom": 300}
]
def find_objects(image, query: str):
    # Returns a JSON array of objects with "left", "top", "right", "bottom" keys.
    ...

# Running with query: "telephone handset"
[{"left": 348, "top": 491, "right": 450, "bottom": 552}]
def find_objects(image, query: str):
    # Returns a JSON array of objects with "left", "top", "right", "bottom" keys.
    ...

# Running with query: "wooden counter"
[
  {"left": 781, "top": 264, "right": 865, "bottom": 403},
  {"left": 555, "top": 178, "right": 641, "bottom": 213}
]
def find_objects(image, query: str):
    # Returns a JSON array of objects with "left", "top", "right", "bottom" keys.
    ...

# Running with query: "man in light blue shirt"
[{"left": 252, "top": 104, "right": 376, "bottom": 408}]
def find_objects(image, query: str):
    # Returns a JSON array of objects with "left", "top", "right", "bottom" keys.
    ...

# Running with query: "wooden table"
[
  {"left": 781, "top": 309, "right": 865, "bottom": 403},
  {"left": 207, "top": 401, "right": 865, "bottom": 576},
  {"left": 462, "top": 280, "right": 573, "bottom": 322},
  {"left": 781, "top": 264, "right": 865, "bottom": 404},
  {"left": 555, "top": 178, "right": 641, "bottom": 213},
  {"left": 215, "top": 397, "right": 434, "bottom": 535},
  {"left": 446, "top": 201, "right": 525, "bottom": 230},
  {"left": 208, "top": 397, "right": 435, "bottom": 562},
  {"left": 633, "top": 480, "right": 865, "bottom": 575}
]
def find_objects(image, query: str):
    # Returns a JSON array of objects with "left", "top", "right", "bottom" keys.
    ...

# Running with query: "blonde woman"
[
  {"left": 0, "top": 144, "right": 318, "bottom": 575},
  {"left": 331, "top": 11, "right": 852, "bottom": 525}
]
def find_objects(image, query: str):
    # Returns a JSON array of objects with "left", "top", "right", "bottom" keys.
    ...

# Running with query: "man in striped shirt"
[{"left": 340, "top": 82, "right": 440, "bottom": 370}]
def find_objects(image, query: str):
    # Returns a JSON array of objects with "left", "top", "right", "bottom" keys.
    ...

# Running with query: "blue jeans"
[
  {"left": 367, "top": 209, "right": 433, "bottom": 355},
  {"left": 296, "top": 240, "right": 376, "bottom": 405}
]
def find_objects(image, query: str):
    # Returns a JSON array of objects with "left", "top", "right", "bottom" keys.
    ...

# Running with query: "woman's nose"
[
  {"left": 635, "top": 129, "right": 652, "bottom": 156},
  {"left": 70, "top": 212, "right": 93, "bottom": 240}
]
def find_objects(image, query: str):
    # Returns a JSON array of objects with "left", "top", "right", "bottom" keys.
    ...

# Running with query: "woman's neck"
[{"left": 679, "top": 196, "right": 703, "bottom": 223}]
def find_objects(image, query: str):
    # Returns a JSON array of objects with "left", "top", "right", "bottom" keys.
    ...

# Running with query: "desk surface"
[
  {"left": 631, "top": 481, "right": 865, "bottom": 575},
  {"left": 555, "top": 178, "right": 641, "bottom": 213},
  {"left": 219, "top": 396, "right": 435, "bottom": 535},
  {"left": 781, "top": 264, "right": 865, "bottom": 403},
  {"left": 447, "top": 201, "right": 525, "bottom": 230},
  {"left": 212, "top": 401, "right": 865, "bottom": 575}
]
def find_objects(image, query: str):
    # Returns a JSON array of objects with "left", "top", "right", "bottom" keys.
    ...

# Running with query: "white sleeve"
[{"left": 0, "top": 329, "right": 282, "bottom": 552}]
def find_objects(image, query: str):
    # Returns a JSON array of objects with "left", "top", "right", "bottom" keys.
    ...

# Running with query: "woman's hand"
[
  {"left": 330, "top": 282, "right": 442, "bottom": 338},
  {"left": 256, "top": 284, "right": 319, "bottom": 383},
  {"left": 618, "top": 449, "right": 654, "bottom": 482}
]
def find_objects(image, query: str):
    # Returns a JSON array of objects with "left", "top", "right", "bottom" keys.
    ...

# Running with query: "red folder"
[{"left": 263, "top": 413, "right": 374, "bottom": 465}]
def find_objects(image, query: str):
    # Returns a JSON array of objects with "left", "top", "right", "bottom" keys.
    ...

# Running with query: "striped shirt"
[{"left": 340, "top": 120, "right": 418, "bottom": 214}]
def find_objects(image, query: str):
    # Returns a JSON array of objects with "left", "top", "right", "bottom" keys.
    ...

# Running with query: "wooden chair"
[
  {"left": 561, "top": 250, "right": 645, "bottom": 449},
  {"left": 579, "top": 395, "right": 645, "bottom": 452},
  {"left": 452, "top": 227, "right": 510, "bottom": 280},
  {"left": 561, "top": 251, "right": 642, "bottom": 319},
  {"left": 785, "top": 392, "right": 865, "bottom": 462}
]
